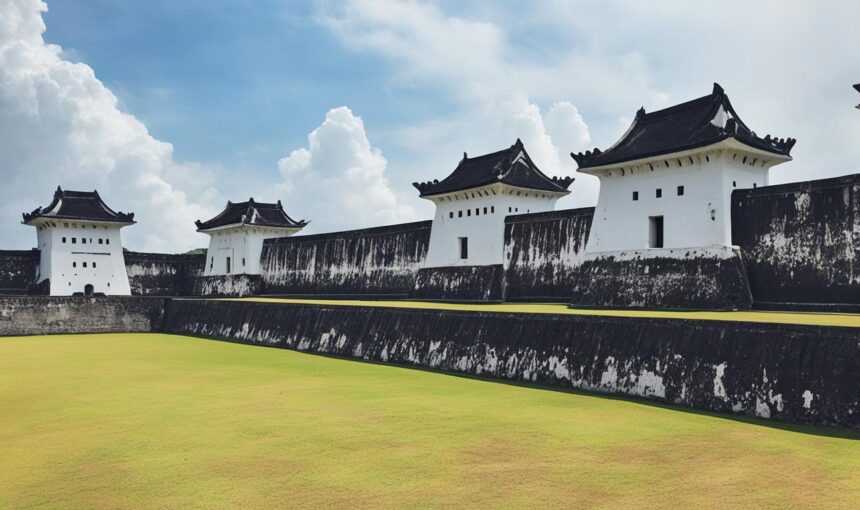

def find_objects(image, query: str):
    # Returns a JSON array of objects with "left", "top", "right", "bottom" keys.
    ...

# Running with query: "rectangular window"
[
  {"left": 99, "top": 239, "right": 103, "bottom": 244},
  {"left": 106, "top": 239, "right": 110, "bottom": 245},
  {"left": 209, "top": 257, "right": 213, "bottom": 270},
  {"left": 83, "top": 262, "right": 87, "bottom": 268},
  {"left": 458, "top": 211, "right": 463, "bottom": 218},
  {"left": 632, "top": 191, "right": 639, "bottom": 201},
  {"left": 649, "top": 216, "right": 664, "bottom": 249},
  {"left": 242, "top": 258, "right": 246, "bottom": 267},
  {"left": 72, "top": 238, "right": 77, "bottom": 244},
  {"left": 491, "top": 206, "right": 495, "bottom": 213},
  {"left": 677, "top": 185, "right": 685, "bottom": 196},
  {"left": 93, "top": 262, "right": 96, "bottom": 268},
  {"left": 62, "top": 237, "right": 67, "bottom": 243},
  {"left": 475, "top": 208, "right": 480, "bottom": 216},
  {"left": 467, "top": 209, "right": 471, "bottom": 216},
  {"left": 449, "top": 212, "right": 453, "bottom": 219},
  {"left": 458, "top": 237, "right": 468, "bottom": 259},
  {"left": 483, "top": 207, "right": 487, "bottom": 214},
  {"left": 82, "top": 238, "right": 86, "bottom": 244},
  {"left": 226, "top": 256, "right": 232, "bottom": 274},
  {"left": 72, "top": 262, "right": 76, "bottom": 268},
  {"left": 656, "top": 188, "right": 663, "bottom": 198}
]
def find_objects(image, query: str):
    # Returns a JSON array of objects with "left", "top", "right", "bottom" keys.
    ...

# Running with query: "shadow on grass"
[{"left": 177, "top": 333, "right": 860, "bottom": 441}]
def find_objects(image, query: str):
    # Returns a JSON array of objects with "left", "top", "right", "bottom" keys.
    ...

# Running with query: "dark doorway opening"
[
  {"left": 84, "top": 284, "right": 94, "bottom": 296},
  {"left": 649, "top": 216, "right": 664, "bottom": 248}
]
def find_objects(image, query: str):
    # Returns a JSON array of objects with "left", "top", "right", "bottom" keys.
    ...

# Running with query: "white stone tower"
[
  {"left": 414, "top": 139, "right": 574, "bottom": 269},
  {"left": 572, "top": 83, "right": 795, "bottom": 257},
  {"left": 22, "top": 187, "right": 135, "bottom": 296},
  {"left": 196, "top": 198, "right": 307, "bottom": 276}
]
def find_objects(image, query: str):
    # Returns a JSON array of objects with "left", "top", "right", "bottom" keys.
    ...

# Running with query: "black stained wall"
[
  {"left": 124, "top": 252, "right": 205, "bottom": 296},
  {"left": 0, "top": 296, "right": 166, "bottom": 336},
  {"left": 732, "top": 174, "right": 860, "bottom": 307},
  {"left": 503, "top": 208, "right": 594, "bottom": 301},
  {"left": 162, "top": 299, "right": 860, "bottom": 429},
  {"left": 0, "top": 250, "right": 39, "bottom": 295},
  {"left": 260, "top": 221, "right": 432, "bottom": 297}
]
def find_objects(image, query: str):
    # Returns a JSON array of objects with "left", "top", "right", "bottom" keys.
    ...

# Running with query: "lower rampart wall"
[
  {"left": 162, "top": 299, "right": 860, "bottom": 429},
  {"left": 0, "top": 296, "right": 166, "bottom": 336}
]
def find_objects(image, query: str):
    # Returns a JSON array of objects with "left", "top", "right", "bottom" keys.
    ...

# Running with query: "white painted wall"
[
  {"left": 585, "top": 145, "right": 785, "bottom": 253},
  {"left": 423, "top": 184, "right": 565, "bottom": 268},
  {"left": 202, "top": 225, "right": 300, "bottom": 276},
  {"left": 31, "top": 220, "right": 131, "bottom": 295}
]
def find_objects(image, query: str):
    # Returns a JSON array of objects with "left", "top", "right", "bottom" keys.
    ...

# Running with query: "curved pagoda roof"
[
  {"left": 413, "top": 139, "right": 574, "bottom": 198},
  {"left": 195, "top": 198, "right": 307, "bottom": 232},
  {"left": 22, "top": 186, "right": 135, "bottom": 225},
  {"left": 571, "top": 83, "right": 796, "bottom": 171}
]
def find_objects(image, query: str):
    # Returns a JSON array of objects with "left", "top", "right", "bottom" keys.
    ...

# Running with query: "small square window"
[
  {"left": 449, "top": 212, "right": 453, "bottom": 219},
  {"left": 99, "top": 239, "right": 103, "bottom": 244},
  {"left": 62, "top": 237, "right": 67, "bottom": 243},
  {"left": 82, "top": 238, "right": 86, "bottom": 244},
  {"left": 632, "top": 191, "right": 639, "bottom": 201},
  {"left": 72, "top": 238, "right": 77, "bottom": 244},
  {"left": 656, "top": 188, "right": 663, "bottom": 198},
  {"left": 83, "top": 262, "right": 87, "bottom": 268},
  {"left": 677, "top": 185, "right": 684, "bottom": 196},
  {"left": 458, "top": 211, "right": 463, "bottom": 218}
]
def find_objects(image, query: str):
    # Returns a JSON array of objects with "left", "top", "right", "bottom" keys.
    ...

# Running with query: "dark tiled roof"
[
  {"left": 22, "top": 187, "right": 135, "bottom": 224},
  {"left": 572, "top": 83, "right": 796, "bottom": 170},
  {"left": 195, "top": 199, "right": 307, "bottom": 231},
  {"left": 413, "top": 139, "right": 574, "bottom": 197}
]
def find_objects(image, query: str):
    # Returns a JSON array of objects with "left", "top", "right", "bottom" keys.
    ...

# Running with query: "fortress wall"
[
  {"left": 163, "top": 299, "right": 860, "bottom": 429},
  {"left": 503, "top": 208, "right": 594, "bottom": 301},
  {"left": 0, "top": 250, "right": 39, "bottom": 295},
  {"left": 260, "top": 221, "right": 432, "bottom": 297},
  {"left": 732, "top": 174, "right": 860, "bottom": 308},
  {"left": 124, "top": 252, "right": 205, "bottom": 296},
  {"left": 0, "top": 296, "right": 166, "bottom": 336}
]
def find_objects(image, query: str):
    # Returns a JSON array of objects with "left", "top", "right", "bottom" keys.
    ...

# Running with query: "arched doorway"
[{"left": 84, "top": 284, "right": 94, "bottom": 296}]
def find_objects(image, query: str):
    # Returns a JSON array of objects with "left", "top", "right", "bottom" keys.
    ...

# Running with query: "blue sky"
[{"left": 2, "top": 0, "right": 859, "bottom": 251}]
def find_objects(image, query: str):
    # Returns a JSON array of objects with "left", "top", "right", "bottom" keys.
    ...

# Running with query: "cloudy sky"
[{"left": 2, "top": 0, "right": 859, "bottom": 252}]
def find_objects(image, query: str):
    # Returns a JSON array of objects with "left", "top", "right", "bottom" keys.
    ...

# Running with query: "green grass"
[
  {"left": 232, "top": 297, "right": 860, "bottom": 328},
  {"left": 1, "top": 334, "right": 859, "bottom": 509}
]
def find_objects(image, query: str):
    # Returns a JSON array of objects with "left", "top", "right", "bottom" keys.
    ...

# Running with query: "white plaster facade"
[
  {"left": 582, "top": 139, "right": 790, "bottom": 254},
  {"left": 201, "top": 225, "right": 301, "bottom": 276},
  {"left": 29, "top": 219, "right": 132, "bottom": 296},
  {"left": 422, "top": 183, "right": 566, "bottom": 268}
]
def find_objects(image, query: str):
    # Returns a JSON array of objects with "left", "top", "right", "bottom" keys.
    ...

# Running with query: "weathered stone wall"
[
  {"left": 192, "top": 274, "right": 262, "bottom": 297},
  {"left": 410, "top": 265, "right": 505, "bottom": 301},
  {"left": 0, "top": 250, "right": 39, "bottom": 295},
  {"left": 163, "top": 299, "right": 860, "bottom": 429},
  {"left": 260, "top": 221, "right": 432, "bottom": 297},
  {"left": 0, "top": 296, "right": 165, "bottom": 336},
  {"left": 503, "top": 208, "right": 594, "bottom": 301},
  {"left": 124, "top": 252, "right": 205, "bottom": 296},
  {"left": 732, "top": 174, "right": 860, "bottom": 308},
  {"left": 569, "top": 247, "right": 754, "bottom": 310}
]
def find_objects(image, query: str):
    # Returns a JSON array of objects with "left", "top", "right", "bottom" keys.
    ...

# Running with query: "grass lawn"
[
  {"left": 1, "top": 334, "right": 859, "bottom": 509},
  {"left": 232, "top": 297, "right": 860, "bottom": 328}
]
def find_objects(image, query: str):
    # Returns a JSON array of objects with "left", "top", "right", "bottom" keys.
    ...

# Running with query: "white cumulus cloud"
[
  {"left": 0, "top": 0, "right": 219, "bottom": 252},
  {"left": 277, "top": 106, "right": 415, "bottom": 233}
]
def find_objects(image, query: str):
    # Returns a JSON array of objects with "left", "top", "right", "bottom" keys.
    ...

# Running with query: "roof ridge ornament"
[
  {"left": 636, "top": 106, "right": 646, "bottom": 119},
  {"left": 713, "top": 82, "right": 724, "bottom": 95}
]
